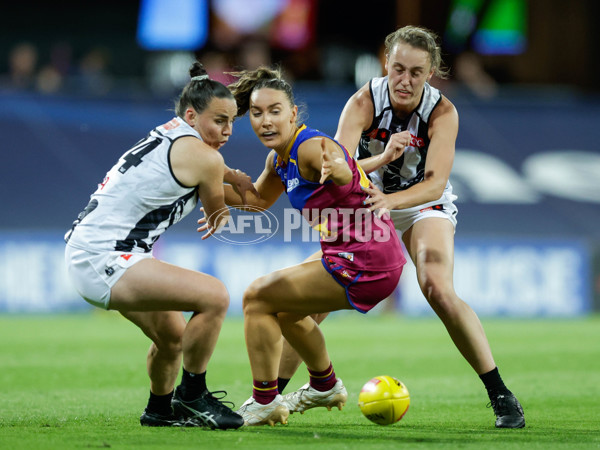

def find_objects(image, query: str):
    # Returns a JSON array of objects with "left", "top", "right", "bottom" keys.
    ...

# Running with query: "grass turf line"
[{"left": 0, "top": 313, "right": 599, "bottom": 449}]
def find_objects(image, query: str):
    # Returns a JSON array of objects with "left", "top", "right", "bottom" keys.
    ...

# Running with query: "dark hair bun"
[{"left": 189, "top": 61, "right": 208, "bottom": 78}]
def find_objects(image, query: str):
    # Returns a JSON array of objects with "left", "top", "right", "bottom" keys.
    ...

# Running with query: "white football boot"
[
  {"left": 237, "top": 394, "right": 289, "bottom": 426},
  {"left": 282, "top": 378, "right": 347, "bottom": 414}
]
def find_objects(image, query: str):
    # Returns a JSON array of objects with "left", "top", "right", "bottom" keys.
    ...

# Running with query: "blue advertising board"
[{"left": 0, "top": 232, "right": 591, "bottom": 317}]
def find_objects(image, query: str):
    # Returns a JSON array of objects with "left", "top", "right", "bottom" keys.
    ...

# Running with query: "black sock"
[
  {"left": 147, "top": 390, "right": 174, "bottom": 416},
  {"left": 180, "top": 368, "right": 207, "bottom": 400},
  {"left": 479, "top": 367, "right": 510, "bottom": 396},
  {"left": 278, "top": 377, "right": 290, "bottom": 394}
]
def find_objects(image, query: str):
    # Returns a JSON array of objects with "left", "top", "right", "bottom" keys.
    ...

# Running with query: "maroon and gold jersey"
[{"left": 274, "top": 125, "right": 405, "bottom": 272}]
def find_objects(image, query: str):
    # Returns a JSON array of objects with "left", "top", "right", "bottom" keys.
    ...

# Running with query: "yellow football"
[{"left": 358, "top": 375, "right": 410, "bottom": 425}]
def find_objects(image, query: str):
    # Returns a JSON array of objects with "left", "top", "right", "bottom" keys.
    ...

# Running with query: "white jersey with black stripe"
[
  {"left": 65, "top": 116, "right": 200, "bottom": 253},
  {"left": 356, "top": 77, "right": 453, "bottom": 197}
]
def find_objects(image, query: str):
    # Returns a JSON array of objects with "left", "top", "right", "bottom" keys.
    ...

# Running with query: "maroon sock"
[
  {"left": 253, "top": 380, "right": 278, "bottom": 405},
  {"left": 308, "top": 362, "right": 337, "bottom": 392}
]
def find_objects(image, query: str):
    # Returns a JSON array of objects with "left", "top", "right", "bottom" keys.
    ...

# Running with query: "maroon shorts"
[{"left": 322, "top": 256, "right": 403, "bottom": 314}]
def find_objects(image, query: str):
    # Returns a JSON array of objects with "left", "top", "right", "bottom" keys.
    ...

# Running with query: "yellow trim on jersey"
[
  {"left": 279, "top": 124, "right": 306, "bottom": 165},
  {"left": 356, "top": 162, "right": 370, "bottom": 189}
]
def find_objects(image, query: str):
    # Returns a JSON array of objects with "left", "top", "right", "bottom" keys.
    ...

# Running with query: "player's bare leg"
[
  {"left": 402, "top": 218, "right": 495, "bottom": 374},
  {"left": 121, "top": 310, "right": 186, "bottom": 395},
  {"left": 110, "top": 259, "right": 243, "bottom": 429},
  {"left": 110, "top": 259, "right": 229, "bottom": 371},
  {"left": 242, "top": 260, "right": 349, "bottom": 381},
  {"left": 403, "top": 217, "right": 524, "bottom": 428},
  {"left": 276, "top": 312, "right": 348, "bottom": 415},
  {"left": 238, "top": 260, "right": 350, "bottom": 425},
  {"left": 277, "top": 313, "right": 328, "bottom": 380},
  {"left": 276, "top": 250, "right": 328, "bottom": 390}
]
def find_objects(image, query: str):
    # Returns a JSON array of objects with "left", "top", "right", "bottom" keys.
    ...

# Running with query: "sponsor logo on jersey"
[
  {"left": 367, "top": 128, "right": 424, "bottom": 148},
  {"left": 410, "top": 134, "right": 425, "bottom": 148},
  {"left": 163, "top": 118, "right": 180, "bottom": 130},
  {"left": 419, "top": 204, "right": 444, "bottom": 213},
  {"left": 120, "top": 254, "right": 133, "bottom": 261},
  {"left": 287, "top": 178, "right": 300, "bottom": 192}
]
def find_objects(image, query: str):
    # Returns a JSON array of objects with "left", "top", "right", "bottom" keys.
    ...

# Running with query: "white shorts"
[
  {"left": 388, "top": 191, "right": 458, "bottom": 235},
  {"left": 64, "top": 245, "right": 152, "bottom": 309}
]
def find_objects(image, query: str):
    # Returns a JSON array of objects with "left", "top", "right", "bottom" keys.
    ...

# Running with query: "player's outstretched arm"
[
  {"left": 224, "top": 151, "right": 284, "bottom": 210},
  {"left": 317, "top": 138, "right": 352, "bottom": 185}
]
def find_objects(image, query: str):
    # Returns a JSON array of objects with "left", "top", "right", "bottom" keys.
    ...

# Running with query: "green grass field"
[{"left": 1, "top": 313, "right": 599, "bottom": 449}]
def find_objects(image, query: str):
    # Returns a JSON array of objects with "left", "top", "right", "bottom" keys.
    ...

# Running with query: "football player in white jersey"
[
  {"left": 277, "top": 26, "right": 525, "bottom": 429},
  {"left": 64, "top": 62, "right": 251, "bottom": 429}
]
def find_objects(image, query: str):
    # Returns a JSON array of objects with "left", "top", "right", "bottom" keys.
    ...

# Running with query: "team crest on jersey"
[{"left": 367, "top": 128, "right": 390, "bottom": 142}]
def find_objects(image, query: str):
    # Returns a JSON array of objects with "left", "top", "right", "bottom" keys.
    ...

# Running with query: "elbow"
[
  {"left": 432, "top": 183, "right": 446, "bottom": 200},
  {"left": 429, "top": 181, "right": 447, "bottom": 201},
  {"left": 423, "top": 172, "right": 447, "bottom": 201}
]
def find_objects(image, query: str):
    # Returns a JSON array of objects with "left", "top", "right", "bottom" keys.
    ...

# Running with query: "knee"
[
  {"left": 421, "top": 275, "right": 445, "bottom": 303},
  {"left": 278, "top": 313, "right": 314, "bottom": 341},
  {"left": 207, "top": 281, "right": 230, "bottom": 317},
  {"left": 278, "top": 312, "right": 304, "bottom": 330},
  {"left": 152, "top": 324, "right": 184, "bottom": 357},
  {"left": 419, "top": 273, "right": 458, "bottom": 317},
  {"left": 242, "top": 276, "right": 269, "bottom": 315}
]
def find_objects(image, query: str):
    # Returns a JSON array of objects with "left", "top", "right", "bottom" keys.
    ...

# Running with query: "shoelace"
[
  {"left": 205, "top": 390, "right": 236, "bottom": 411},
  {"left": 287, "top": 385, "right": 310, "bottom": 401},
  {"left": 487, "top": 394, "right": 512, "bottom": 416},
  {"left": 237, "top": 398, "right": 256, "bottom": 413}
]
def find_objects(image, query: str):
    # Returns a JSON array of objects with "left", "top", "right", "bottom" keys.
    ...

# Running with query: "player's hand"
[
  {"left": 381, "top": 131, "right": 411, "bottom": 164},
  {"left": 319, "top": 138, "right": 347, "bottom": 184},
  {"left": 229, "top": 169, "right": 259, "bottom": 205},
  {"left": 362, "top": 182, "right": 392, "bottom": 218},
  {"left": 197, "top": 207, "right": 229, "bottom": 240}
]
